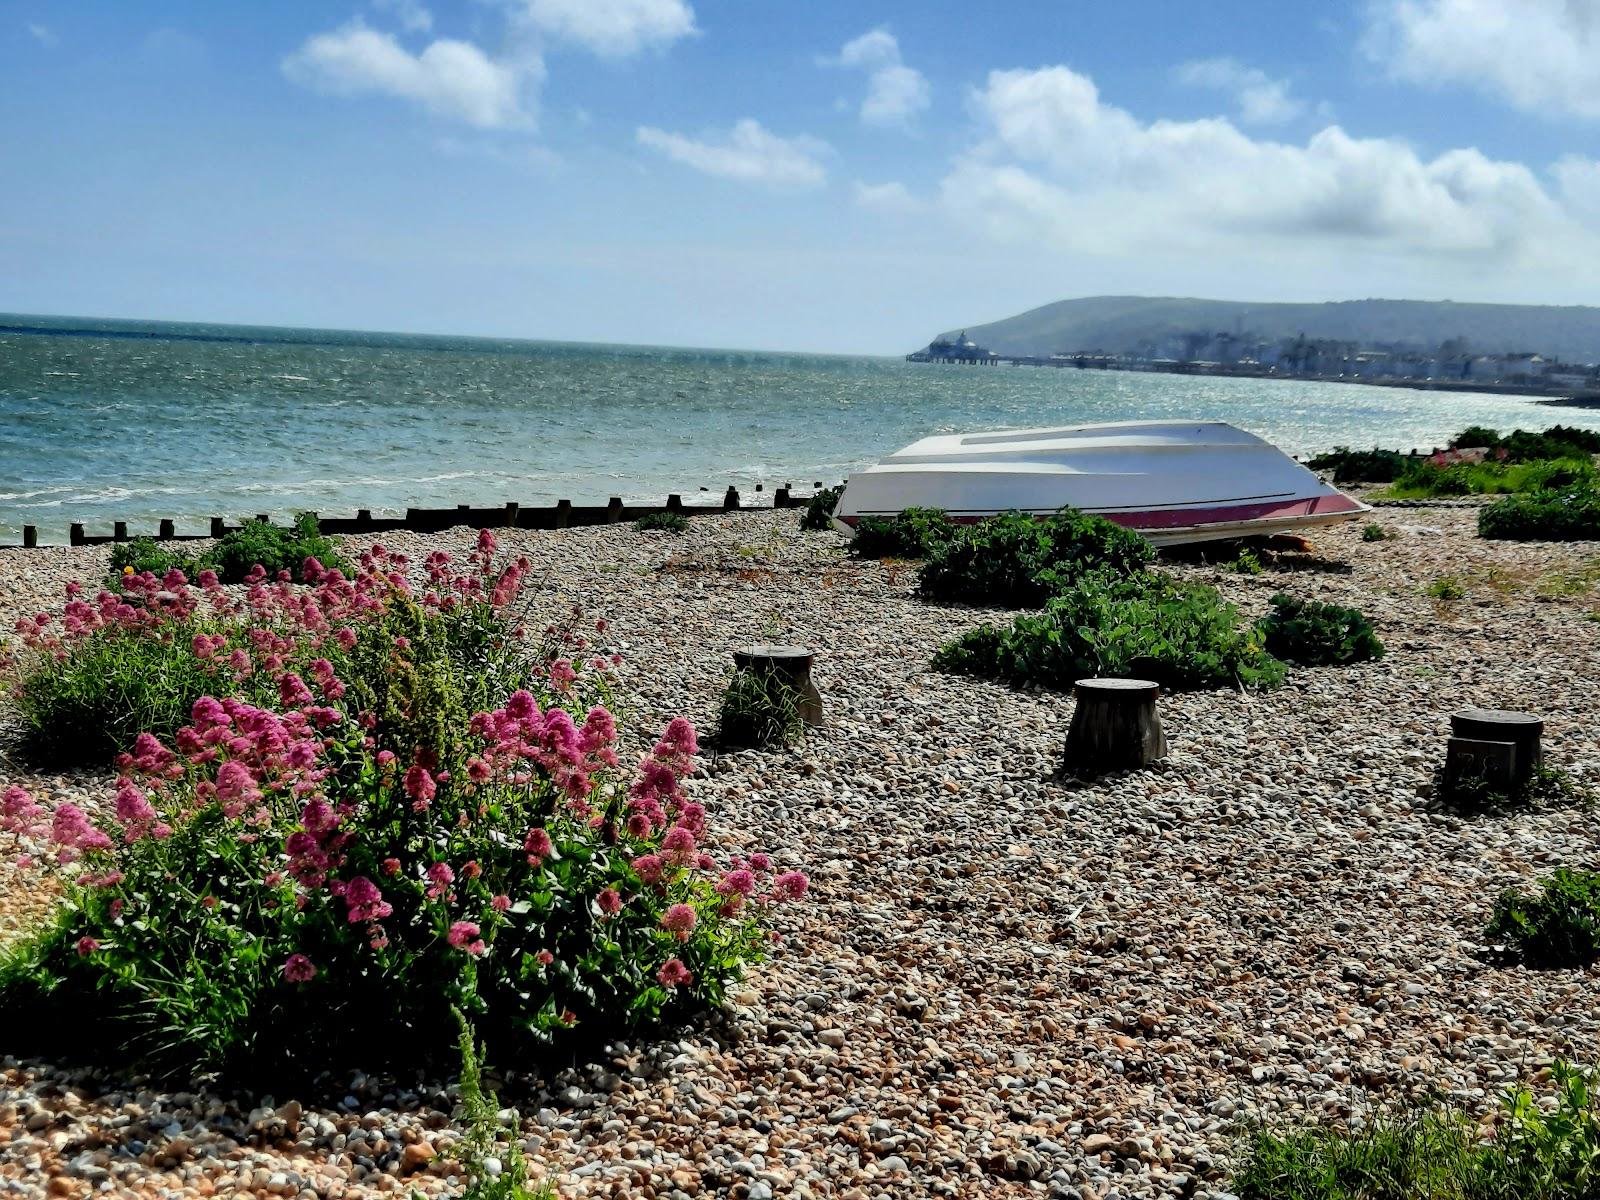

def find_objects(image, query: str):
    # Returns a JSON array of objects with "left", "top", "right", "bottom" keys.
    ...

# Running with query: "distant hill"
[{"left": 938, "top": 297, "right": 1600, "bottom": 363}]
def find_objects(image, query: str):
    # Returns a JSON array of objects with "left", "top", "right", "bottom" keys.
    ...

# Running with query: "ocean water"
[{"left": 4, "top": 313, "right": 1597, "bottom": 543}]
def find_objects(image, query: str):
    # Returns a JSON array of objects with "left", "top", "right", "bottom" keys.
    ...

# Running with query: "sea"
[{"left": 4, "top": 313, "right": 1598, "bottom": 544}]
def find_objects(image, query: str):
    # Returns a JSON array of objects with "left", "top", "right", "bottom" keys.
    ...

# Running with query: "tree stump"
[
  {"left": 1063, "top": 678, "right": 1167, "bottom": 777},
  {"left": 1448, "top": 707, "right": 1542, "bottom": 789},
  {"left": 731, "top": 645, "right": 823, "bottom": 727}
]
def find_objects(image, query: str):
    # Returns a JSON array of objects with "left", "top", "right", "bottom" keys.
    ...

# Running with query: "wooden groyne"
[{"left": 9, "top": 483, "right": 832, "bottom": 549}]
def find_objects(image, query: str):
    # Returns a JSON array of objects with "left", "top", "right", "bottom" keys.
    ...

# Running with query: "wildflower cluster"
[{"left": 0, "top": 529, "right": 806, "bottom": 1079}]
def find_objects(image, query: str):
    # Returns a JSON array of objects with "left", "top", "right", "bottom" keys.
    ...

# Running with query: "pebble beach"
[{"left": 0, "top": 503, "right": 1597, "bottom": 1200}]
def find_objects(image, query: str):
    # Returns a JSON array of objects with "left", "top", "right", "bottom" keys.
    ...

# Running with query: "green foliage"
[
  {"left": 1360, "top": 523, "right": 1392, "bottom": 542},
  {"left": 1233, "top": 1061, "right": 1600, "bottom": 1200},
  {"left": 918, "top": 509, "right": 1155, "bottom": 608},
  {"left": 1220, "top": 548, "right": 1264, "bottom": 575},
  {"left": 1306, "top": 448, "right": 1408, "bottom": 484},
  {"left": 1382, "top": 457, "right": 1595, "bottom": 500},
  {"left": 206, "top": 513, "right": 348, "bottom": 583},
  {"left": 717, "top": 668, "right": 805, "bottom": 749},
  {"left": 1256, "top": 594, "right": 1385, "bottom": 666},
  {"left": 1452, "top": 425, "right": 1600, "bottom": 461},
  {"left": 0, "top": 546, "right": 799, "bottom": 1082},
  {"left": 933, "top": 569, "right": 1287, "bottom": 692},
  {"left": 634, "top": 511, "right": 690, "bottom": 533},
  {"left": 800, "top": 485, "right": 843, "bottom": 532},
  {"left": 1450, "top": 425, "right": 1504, "bottom": 450},
  {"left": 453, "top": 995, "right": 551, "bottom": 1200},
  {"left": 1487, "top": 869, "right": 1600, "bottom": 968},
  {"left": 848, "top": 507, "right": 955, "bottom": 560},
  {"left": 1426, "top": 575, "right": 1468, "bottom": 601},
  {"left": 108, "top": 538, "right": 203, "bottom": 581},
  {"left": 1437, "top": 763, "right": 1592, "bottom": 815},
  {"left": 1480, "top": 487, "right": 1600, "bottom": 542}
]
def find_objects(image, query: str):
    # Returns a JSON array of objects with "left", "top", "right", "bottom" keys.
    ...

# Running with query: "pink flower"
[
  {"left": 283, "top": 953, "right": 317, "bottom": 983},
  {"left": 403, "top": 764, "right": 436, "bottom": 809},
  {"left": 490, "top": 894, "right": 511, "bottom": 912},
  {"left": 597, "top": 888, "right": 622, "bottom": 916},
  {"left": 772, "top": 870, "right": 809, "bottom": 901},
  {"left": 50, "top": 803, "right": 112, "bottom": 860},
  {"left": 447, "top": 921, "right": 486, "bottom": 956},
  {"left": 657, "top": 958, "right": 692, "bottom": 988},
  {"left": 344, "top": 876, "right": 393, "bottom": 924},
  {"left": 505, "top": 689, "right": 538, "bottom": 722},
  {"left": 524, "top": 827, "right": 552, "bottom": 864},
  {"left": 716, "top": 869, "right": 756, "bottom": 897},
  {"left": 75, "top": 937, "right": 100, "bottom": 957},
  {"left": 381, "top": 857, "right": 402, "bottom": 877},
  {"left": 748, "top": 853, "right": 772, "bottom": 873},
  {"left": 661, "top": 716, "right": 698, "bottom": 758},
  {"left": 536, "top": 948, "right": 555, "bottom": 965},
  {"left": 631, "top": 853, "right": 665, "bottom": 884},
  {"left": 660, "top": 903, "right": 697, "bottom": 938},
  {"left": 278, "top": 673, "right": 314, "bottom": 708}
]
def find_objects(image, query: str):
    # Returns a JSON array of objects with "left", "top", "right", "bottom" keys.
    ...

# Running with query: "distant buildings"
[{"left": 906, "top": 331, "right": 999, "bottom": 365}]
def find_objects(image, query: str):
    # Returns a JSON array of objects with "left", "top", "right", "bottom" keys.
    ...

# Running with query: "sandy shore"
[{"left": 1, "top": 506, "right": 1598, "bottom": 1200}]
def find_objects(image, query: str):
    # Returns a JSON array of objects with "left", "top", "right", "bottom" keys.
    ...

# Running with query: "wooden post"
[
  {"left": 255, "top": 513, "right": 270, "bottom": 525},
  {"left": 22, "top": 525, "right": 36, "bottom": 549},
  {"left": 732, "top": 645, "right": 824, "bottom": 726},
  {"left": 357, "top": 508, "right": 372, "bottom": 526},
  {"left": 503, "top": 501, "right": 520, "bottom": 528},
  {"left": 554, "top": 499, "right": 572, "bottom": 529},
  {"left": 724, "top": 486, "right": 740, "bottom": 511},
  {"left": 774, "top": 485, "right": 791, "bottom": 508},
  {"left": 114, "top": 521, "right": 128, "bottom": 542},
  {"left": 209, "top": 517, "right": 225, "bottom": 539},
  {"left": 754, "top": 482, "right": 764, "bottom": 492},
  {"left": 606, "top": 497, "right": 624, "bottom": 524},
  {"left": 666, "top": 494, "right": 684, "bottom": 512},
  {"left": 70, "top": 523, "right": 85, "bottom": 547},
  {"left": 159, "top": 519, "right": 175, "bottom": 541},
  {"left": 1448, "top": 708, "right": 1542, "bottom": 788},
  {"left": 1063, "top": 678, "right": 1167, "bottom": 777}
]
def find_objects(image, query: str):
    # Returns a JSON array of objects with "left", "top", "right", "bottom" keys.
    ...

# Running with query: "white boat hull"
[{"left": 834, "top": 420, "right": 1368, "bottom": 547}]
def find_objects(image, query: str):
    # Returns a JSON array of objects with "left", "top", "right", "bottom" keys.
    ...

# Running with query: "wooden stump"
[
  {"left": 731, "top": 645, "right": 823, "bottom": 726},
  {"left": 1449, "top": 707, "right": 1542, "bottom": 788},
  {"left": 1064, "top": 678, "right": 1167, "bottom": 777}
]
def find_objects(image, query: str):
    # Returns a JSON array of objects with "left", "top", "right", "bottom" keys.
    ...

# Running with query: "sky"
[{"left": 3, "top": 0, "right": 1600, "bottom": 354}]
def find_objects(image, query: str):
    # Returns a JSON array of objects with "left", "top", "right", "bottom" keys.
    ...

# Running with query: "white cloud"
[
  {"left": 824, "top": 29, "right": 930, "bottom": 128},
  {"left": 1175, "top": 57, "right": 1303, "bottom": 124},
  {"left": 26, "top": 23, "right": 57, "bottom": 47},
  {"left": 283, "top": 25, "right": 538, "bottom": 130},
  {"left": 373, "top": 0, "right": 433, "bottom": 34},
  {"left": 853, "top": 180, "right": 923, "bottom": 214},
  {"left": 636, "top": 119, "right": 829, "bottom": 188},
  {"left": 943, "top": 65, "right": 1587, "bottom": 267},
  {"left": 1366, "top": 0, "right": 1600, "bottom": 119},
  {"left": 1555, "top": 155, "right": 1600, "bottom": 227},
  {"left": 516, "top": 0, "right": 696, "bottom": 57}
]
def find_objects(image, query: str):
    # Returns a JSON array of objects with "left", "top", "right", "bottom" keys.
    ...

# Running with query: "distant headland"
[{"left": 910, "top": 296, "right": 1600, "bottom": 402}]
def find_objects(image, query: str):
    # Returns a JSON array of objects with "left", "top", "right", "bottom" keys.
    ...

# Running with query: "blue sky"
[{"left": 3, "top": 0, "right": 1599, "bottom": 353}]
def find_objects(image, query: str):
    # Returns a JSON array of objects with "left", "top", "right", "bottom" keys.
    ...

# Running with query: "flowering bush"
[{"left": 0, "top": 531, "right": 805, "bottom": 1080}]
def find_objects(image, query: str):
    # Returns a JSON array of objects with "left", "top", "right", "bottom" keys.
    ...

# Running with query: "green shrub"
[
  {"left": 108, "top": 538, "right": 203, "bottom": 583},
  {"left": 1426, "top": 575, "right": 1468, "bottom": 600},
  {"left": 1306, "top": 448, "right": 1408, "bottom": 484},
  {"left": 800, "top": 485, "right": 842, "bottom": 532},
  {"left": 0, "top": 536, "right": 807, "bottom": 1082},
  {"left": 848, "top": 507, "right": 955, "bottom": 559},
  {"left": 635, "top": 511, "right": 689, "bottom": 533},
  {"left": 918, "top": 509, "right": 1155, "bottom": 608},
  {"left": 1382, "top": 457, "right": 1596, "bottom": 500},
  {"left": 717, "top": 668, "right": 805, "bottom": 749},
  {"left": 1233, "top": 1061, "right": 1600, "bottom": 1200},
  {"left": 1450, "top": 424, "right": 1504, "bottom": 450},
  {"left": 1256, "top": 594, "right": 1384, "bottom": 666},
  {"left": 933, "top": 569, "right": 1286, "bottom": 692},
  {"left": 207, "top": 513, "right": 348, "bottom": 583},
  {"left": 1220, "top": 548, "right": 1264, "bottom": 575},
  {"left": 1360, "top": 523, "right": 1391, "bottom": 542},
  {"left": 1480, "top": 487, "right": 1600, "bottom": 541},
  {"left": 1487, "top": 869, "right": 1600, "bottom": 967},
  {"left": 1437, "top": 763, "right": 1593, "bottom": 815}
]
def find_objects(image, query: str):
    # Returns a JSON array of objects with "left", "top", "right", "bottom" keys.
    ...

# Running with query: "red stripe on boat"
[{"left": 840, "top": 492, "right": 1363, "bottom": 531}]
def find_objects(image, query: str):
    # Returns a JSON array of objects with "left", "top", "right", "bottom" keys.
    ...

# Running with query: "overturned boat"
[{"left": 834, "top": 420, "right": 1367, "bottom": 547}]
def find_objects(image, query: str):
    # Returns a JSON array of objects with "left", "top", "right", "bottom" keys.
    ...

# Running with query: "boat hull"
[{"left": 834, "top": 420, "right": 1369, "bottom": 547}]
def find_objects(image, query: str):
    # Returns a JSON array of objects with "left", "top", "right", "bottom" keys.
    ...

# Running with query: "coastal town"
[{"left": 909, "top": 330, "right": 1600, "bottom": 400}]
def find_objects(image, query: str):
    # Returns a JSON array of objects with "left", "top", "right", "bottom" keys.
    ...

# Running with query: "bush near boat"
[
  {"left": 933, "top": 569, "right": 1288, "bottom": 693},
  {"left": 918, "top": 509, "right": 1156, "bottom": 608},
  {"left": 1257, "top": 594, "right": 1385, "bottom": 666},
  {"left": 1233, "top": 1060, "right": 1600, "bottom": 1200},
  {"left": 847, "top": 507, "right": 956, "bottom": 560},
  {"left": 1479, "top": 488, "right": 1600, "bottom": 542},
  {"left": 799, "top": 485, "right": 843, "bottom": 532},
  {"left": 0, "top": 532, "right": 806, "bottom": 1084}
]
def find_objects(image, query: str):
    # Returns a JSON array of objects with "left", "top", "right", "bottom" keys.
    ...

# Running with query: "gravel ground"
[{"left": 0, "top": 505, "right": 1597, "bottom": 1199}]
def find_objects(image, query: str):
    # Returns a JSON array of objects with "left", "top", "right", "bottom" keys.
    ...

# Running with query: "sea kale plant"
[
  {"left": 1255, "top": 594, "right": 1385, "bottom": 666},
  {"left": 0, "top": 531, "right": 806, "bottom": 1081},
  {"left": 918, "top": 509, "right": 1155, "bottom": 608},
  {"left": 847, "top": 507, "right": 956, "bottom": 560}
]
